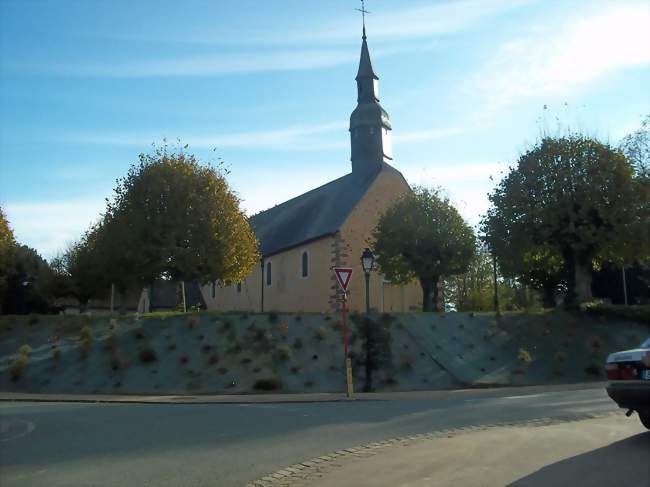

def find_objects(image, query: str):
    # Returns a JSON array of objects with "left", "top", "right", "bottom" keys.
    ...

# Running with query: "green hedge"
[{"left": 584, "top": 304, "right": 650, "bottom": 325}]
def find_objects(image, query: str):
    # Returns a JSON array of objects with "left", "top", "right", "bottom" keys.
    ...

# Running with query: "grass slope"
[{"left": 0, "top": 310, "right": 647, "bottom": 394}]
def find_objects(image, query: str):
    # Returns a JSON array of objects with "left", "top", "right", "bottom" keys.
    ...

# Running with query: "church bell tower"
[{"left": 349, "top": 22, "right": 393, "bottom": 179}]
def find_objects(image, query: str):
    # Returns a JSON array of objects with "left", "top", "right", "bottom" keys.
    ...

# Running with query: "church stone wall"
[
  {"left": 262, "top": 236, "right": 334, "bottom": 312},
  {"left": 201, "top": 265, "right": 262, "bottom": 312},
  {"left": 202, "top": 167, "right": 422, "bottom": 313},
  {"left": 335, "top": 167, "right": 422, "bottom": 313},
  {"left": 202, "top": 236, "right": 334, "bottom": 313}
]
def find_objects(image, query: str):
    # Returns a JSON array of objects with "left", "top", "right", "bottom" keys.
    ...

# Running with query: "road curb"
[
  {"left": 244, "top": 411, "right": 620, "bottom": 487},
  {"left": 0, "top": 382, "right": 605, "bottom": 405},
  {"left": 0, "top": 396, "right": 367, "bottom": 405}
]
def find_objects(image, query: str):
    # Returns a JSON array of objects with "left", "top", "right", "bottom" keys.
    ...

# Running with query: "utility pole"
[
  {"left": 493, "top": 253, "right": 500, "bottom": 314},
  {"left": 260, "top": 258, "right": 265, "bottom": 313}
]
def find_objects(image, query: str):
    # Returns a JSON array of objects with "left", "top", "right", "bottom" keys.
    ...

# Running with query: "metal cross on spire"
[{"left": 355, "top": 0, "right": 371, "bottom": 39}]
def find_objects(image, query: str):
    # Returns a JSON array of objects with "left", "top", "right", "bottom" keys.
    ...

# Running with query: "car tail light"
[
  {"left": 605, "top": 363, "right": 620, "bottom": 380},
  {"left": 619, "top": 367, "right": 637, "bottom": 380},
  {"left": 606, "top": 363, "right": 638, "bottom": 380}
]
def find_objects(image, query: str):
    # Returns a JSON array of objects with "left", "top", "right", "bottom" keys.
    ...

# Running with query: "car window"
[{"left": 641, "top": 337, "right": 650, "bottom": 348}]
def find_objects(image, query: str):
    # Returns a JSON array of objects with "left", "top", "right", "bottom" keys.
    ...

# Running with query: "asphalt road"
[{"left": 0, "top": 384, "right": 625, "bottom": 487}]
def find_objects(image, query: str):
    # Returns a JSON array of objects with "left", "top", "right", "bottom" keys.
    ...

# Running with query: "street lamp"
[{"left": 361, "top": 248, "right": 374, "bottom": 313}]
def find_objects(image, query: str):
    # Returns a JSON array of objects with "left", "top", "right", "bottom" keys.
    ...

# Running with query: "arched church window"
[
  {"left": 301, "top": 251, "right": 309, "bottom": 278},
  {"left": 211, "top": 282, "right": 216, "bottom": 298},
  {"left": 369, "top": 126, "right": 375, "bottom": 135},
  {"left": 266, "top": 262, "right": 272, "bottom": 286},
  {"left": 237, "top": 283, "right": 242, "bottom": 293}
]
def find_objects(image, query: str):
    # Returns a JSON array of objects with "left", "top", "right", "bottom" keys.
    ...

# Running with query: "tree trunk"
[
  {"left": 119, "top": 290, "right": 126, "bottom": 314},
  {"left": 574, "top": 259, "right": 593, "bottom": 303},
  {"left": 421, "top": 276, "right": 441, "bottom": 312},
  {"left": 565, "top": 252, "right": 593, "bottom": 305},
  {"left": 542, "top": 280, "right": 557, "bottom": 308}
]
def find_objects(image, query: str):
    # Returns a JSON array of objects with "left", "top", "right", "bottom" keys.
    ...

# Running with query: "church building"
[{"left": 202, "top": 26, "right": 422, "bottom": 313}]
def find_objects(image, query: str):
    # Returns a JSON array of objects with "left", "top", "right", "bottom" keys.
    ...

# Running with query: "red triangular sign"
[{"left": 334, "top": 267, "right": 353, "bottom": 291}]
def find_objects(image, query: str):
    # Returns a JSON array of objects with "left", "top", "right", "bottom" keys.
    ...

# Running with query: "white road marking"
[
  {"left": 501, "top": 394, "right": 546, "bottom": 400},
  {"left": 0, "top": 419, "right": 35, "bottom": 442}
]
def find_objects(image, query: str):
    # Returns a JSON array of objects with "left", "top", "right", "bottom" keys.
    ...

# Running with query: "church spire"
[
  {"left": 355, "top": 35, "right": 378, "bottom": 87},
  {"left": 349, "top": 2, "right": 393, "bottom": 179},
  {"left": 354, "top": 0, "right": 378, "bottom": 98}
]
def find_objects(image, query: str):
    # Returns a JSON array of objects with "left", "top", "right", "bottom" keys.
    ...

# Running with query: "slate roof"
[{"left": 250, "top": 163, "right": 404, "bottom": 257}]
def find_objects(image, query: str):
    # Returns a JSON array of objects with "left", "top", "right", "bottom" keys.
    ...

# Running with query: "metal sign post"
[{"left": 334, "top": 267, "right": 354, "bottom": 398}]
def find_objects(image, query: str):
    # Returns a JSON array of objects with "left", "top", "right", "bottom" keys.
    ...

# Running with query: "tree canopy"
[
  {"left": 1, "top": 244, "right": 53, "bottom": 314},
  {"left": 95, "top": 145, "right": 259, "bottom": 291},
  {"left": 0, "top": 207, "right": 16, "bottom": 311},
  {"left": 445, "top": 245, "right": 542, "bottom": 312},
  {"left": 50, "top": 228, "right": 109, "bottom": 308},
  {"left": 372, "top": 187, "right": 476, "bottom": 311},
  {"left": 619, "top": 114, "right": 649, "bottom": 177},
  {"left": 483, "top": 134, "right": 645, "bottom": 305}
]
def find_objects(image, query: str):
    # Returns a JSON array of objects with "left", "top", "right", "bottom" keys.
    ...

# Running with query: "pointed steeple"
[
  {"left": 349, "top": 20, "right": 393, "bottom": 178},
  {"left": 356, "top": 36, "right": 378, "bottom": 82}
]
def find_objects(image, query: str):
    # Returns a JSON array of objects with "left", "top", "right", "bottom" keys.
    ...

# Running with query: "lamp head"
[{"left": 361, "top": 247, "right": 374, "bottom": 273}]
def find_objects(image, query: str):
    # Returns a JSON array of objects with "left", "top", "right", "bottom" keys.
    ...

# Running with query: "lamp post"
[{"left": 361, "top": 248, "right": 374, "bottom": 313}]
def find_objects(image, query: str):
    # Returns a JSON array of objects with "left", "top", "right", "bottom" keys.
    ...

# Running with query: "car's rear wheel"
[{"left": 639, "top": 411, "right": 650, "bottom": 430}]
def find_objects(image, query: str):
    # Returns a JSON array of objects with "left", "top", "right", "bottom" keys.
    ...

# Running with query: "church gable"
[{"left": 250, "top": 172, "right": 376, "bottom": 258}]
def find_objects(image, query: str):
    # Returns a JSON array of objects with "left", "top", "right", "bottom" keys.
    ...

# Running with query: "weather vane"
[{"left": 355, "top": 0, "right": 371, "bottom": 39}]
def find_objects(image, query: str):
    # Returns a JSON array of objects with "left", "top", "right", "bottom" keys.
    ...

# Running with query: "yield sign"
[{"left": 334, "top": 267, "right": 353, "bottom": 292}]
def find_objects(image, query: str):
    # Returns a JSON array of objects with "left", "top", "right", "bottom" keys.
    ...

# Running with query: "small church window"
[
  {"left": 266, "top": 262, "right": 272, "bottom": 286},
  {"left": 301, "top": 251, "right": 309, "bottom": 278},
  {"left": 237, "top": 283, "right": 242, "bottom": 293},
  {"left": 211, "top": 282, "right": 216, "bottom": 298},
  {"left": 369, "top": 126, "right": 374, "bottom": 135}
]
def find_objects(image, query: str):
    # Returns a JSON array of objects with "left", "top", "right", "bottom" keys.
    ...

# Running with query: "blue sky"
[{"left": 1, "top": 0, "right": 648, "bottom": 258}]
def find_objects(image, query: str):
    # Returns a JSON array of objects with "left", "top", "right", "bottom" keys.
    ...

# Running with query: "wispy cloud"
[
  {"left": 59, "top": 121, "right": 349, "bottom": 151},
  {"left": 464, "top": 2, "right": 650, "bottom": 122},
  {"left": 394, "top": 127, "right": 464, "bottom": 143},
  {"left": 6, "top": 0, "right": 532, "bottom": 77},
  {"left": 4, "top": 199, "right": 105, "bottom": 258},
  {"left": 110, "top": 0, "right": 534, "bottom": 47},
  {"left": 59, "top": 120, "right": 465, "bottom": 151},
  {"left": 12, "top": 48, "right": 360, "bottom": 78},
  {"left": 407, "top": 162, "right": 504, "bottom": 185}
]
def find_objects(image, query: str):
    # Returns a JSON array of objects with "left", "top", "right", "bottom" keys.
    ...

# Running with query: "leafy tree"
[
  {"left": 372, "top": 187, "right": 476, "bottom": 311},
  {"left": 483, "top": 215, "right": 565, "bottom": 308},
  {"left": 483, "top": 135, "right": 643, "bottom": 305},
  {"left": 97, "top": 144, "right": 259, "bottom": 300},
  {"left": 50, "top": 229, "right": 109, "bottom": 309},
  {"left": 445, "top": 245, "right": 541, "bottom": 311},
  {"left": 0, "top": 207, "right": 16, "bottom": 311},
  {"left": 2, "top": 245, "right": 53, "bottom": 314},
  {"left": 444, "top": 245, "right": 493, "bottom": 311},
  {"left": 619, "top": 114, "right": 649, "bottom": 177}
]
